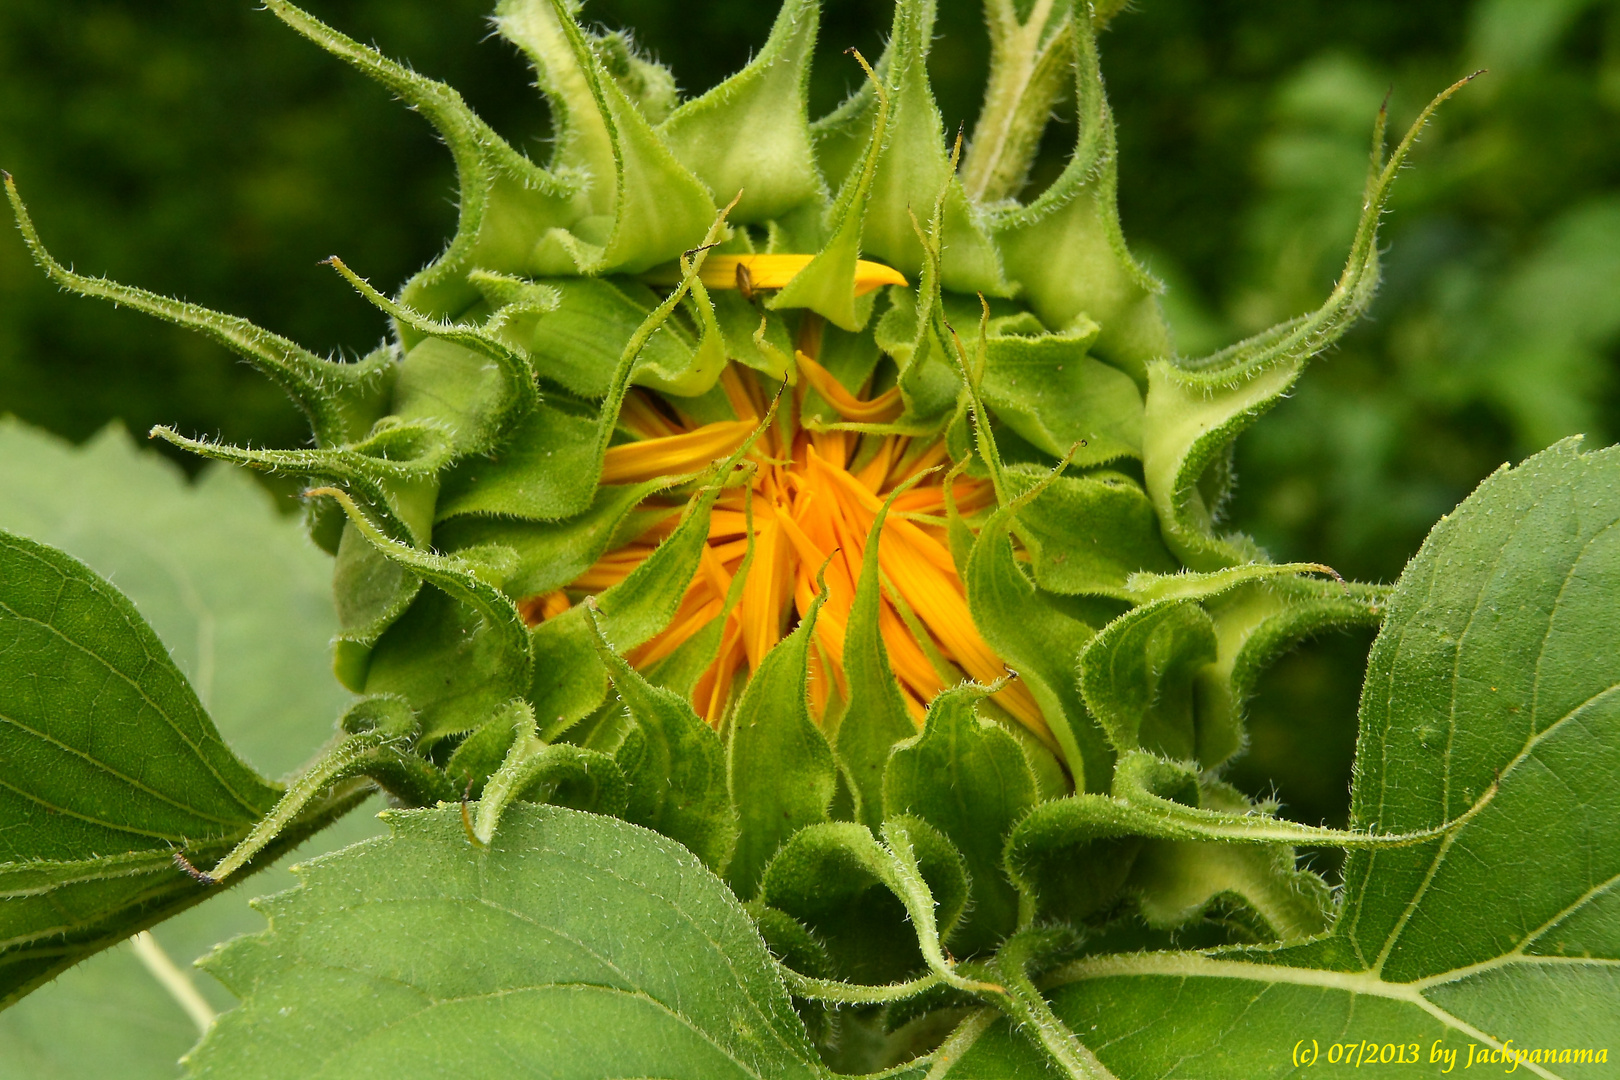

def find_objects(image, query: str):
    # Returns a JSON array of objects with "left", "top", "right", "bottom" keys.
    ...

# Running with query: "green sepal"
[
  {"left": 713, "top": 292, "right": 796, "bottom": 381},
  {"left": 1196, "top": 578, "right": 1385, "bottom": 769},
  {"left": 1124, "top": 777, "right": 1334, "bottom": 945},
  {"left": 497, "top": 0, "right": 718, "bottom": 274},
  {"left": 835, "top": 482, "right": 925, "bottom": 833},
  {"left": 472, "top": 704, "right": 628, "bottom": 843},
  {"left": 992, "top": 13, "right": 1168, "bottom": 385},
  {"left": 840, "top": 0, "right": 1007, "bottom": 293},
  {"left": 757, "top": 819, "right": 969, "bottom": 985},
  {"left": 389, "top": 338, "right": 519, "bottom": 460},
  {"left": 1005, "top": 761, "right": 1337, "bottom": 942},
  {"left": 1143, "top": 81, "right": 1472, "bottom": 569},
  {"left": 585, "top": 604, "right": 737, "bottom": 871},
  {"left": 326, "top": 258, "right": 540, "bottom": 450},
  {"left": 434, "top": 398, "right": 604, "bottom": 524},
  {"left": 658, "top": 0, "right": 825, "bottom": 224},
  {"left": 1076, "top": 598, "right": 1219, "bottom": 764},
  {"left": 529, "top": 481, "right": 730, "bottom": 735},
  {"left": 882, "top": 685, "right": 1038, "bottom": 955},
  {"left": 1002, "top": 794, "right": 1146, "bottom": 928},
  {"left": 5, "top": 174, "right": 396, "bottom": 448},
  {"left": 515, "top": 278, "right": 706, "bottom": 399},
  {"left": 964, "top": 505, "right": 1111, "bottom": 790},
  {"left": 974, "top": 311, "right": 1144, "bottom": 466},
  {"left": 264, "top": 0, "right": 578, "bottom": 324},
  {"left": 1001, "top": 465, "right": 1176, "bottom": 598},
  {"left": 747, "top": 903, "right": 834, "bottom": 981},
  {"left": 591, "top": 29, "right": 678, "bottom": 124},
  {"left": 153, "top": 423, "right": 448, "bottom": 546},
  {"left": 769, "top": 47, "right": 891, "bottom": 331},
  {"left": 323, "top": 490, "right": 532, "bottom": 739},
  {"left": 438, "top": 479, "right": 677, "bottom": 599},
  {"left": 746, "top": 902, "right": 835, "bottom": 1045},
  {"left": 877, "top": 286, "right": 967, "bottom": 424},
  {"left": 327, "top": 484, "right": 437, "bottom": 692},
  {"left": 726, "top": 589, "right": 839, "bottom": 900},
  {"left": 445, "top": 704, "right": 527, "bottom": 800}
]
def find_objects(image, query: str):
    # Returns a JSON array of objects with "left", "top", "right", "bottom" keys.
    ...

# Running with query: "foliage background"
[{"left": 1, "top": 0, "right": 1616, "bottom": 831}]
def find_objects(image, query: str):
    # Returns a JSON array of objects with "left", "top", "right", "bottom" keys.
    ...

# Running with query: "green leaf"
[
  {"left": 726, "top": 603, "right": 839, "bottom": 900},
  {"left": 952, "top": 439, "right": 1620, "bottom": 1077},
  {"left": 758, "top": 820, "right": 968, "bottom": 986},
  {"left": 0, "top": 528, "right": 280, "bottom": 1003},
  {"left": 883, "top": 686, "right": 1036, "bottom": 955},
  {"left": 184, "top": 804, "right": 827, "bottom": 1080},
  {"left": 0, "top": 422, "right": 381, "bottom": 1075}
]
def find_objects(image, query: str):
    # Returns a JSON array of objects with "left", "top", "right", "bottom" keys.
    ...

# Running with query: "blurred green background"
[{"left": 2, "top": 0, "right": 1617, "bottom": 831}]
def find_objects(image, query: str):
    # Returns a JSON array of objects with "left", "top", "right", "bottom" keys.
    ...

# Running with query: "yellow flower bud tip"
[{"left": 651, "top": 254, "right": 908, "bottom": 298}]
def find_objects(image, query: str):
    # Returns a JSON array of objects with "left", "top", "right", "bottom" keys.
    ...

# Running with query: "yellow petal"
[{"left": 694, "top": 254, "right": 907, "bottom": 297}]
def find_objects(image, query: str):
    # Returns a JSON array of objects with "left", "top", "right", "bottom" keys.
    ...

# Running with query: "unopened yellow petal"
[{"left": 695, "top": 255, "right": 907, "bottom": 297}]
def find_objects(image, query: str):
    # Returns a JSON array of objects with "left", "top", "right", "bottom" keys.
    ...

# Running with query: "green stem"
[
  {"left": 994, "top": 929, "right": 1118, "bottom": 1080},
  {"left": 878, "top": 821, "right": 1004, "bottom": 996},
  {"left": 779, "top": 969, "right": 945, "bottom": 1006}
]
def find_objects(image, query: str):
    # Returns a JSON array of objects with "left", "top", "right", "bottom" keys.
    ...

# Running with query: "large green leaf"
[
  {"left": 0, "top": 421, "right": 375, "bottom": 1077},
  {"left": 0, "top": 526, "right": 281, "bottom": 1002},
  {"left": 184, "top": 803, "right": 827, "bottom": 1080},
  {"left": 940, "top": 438, "right": 1620, "bottom": 1077}
]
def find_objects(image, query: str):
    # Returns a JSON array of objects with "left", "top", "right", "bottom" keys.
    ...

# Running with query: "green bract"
[{"left": 2, "top": 1, "right": 1614, "bottom": 1077}]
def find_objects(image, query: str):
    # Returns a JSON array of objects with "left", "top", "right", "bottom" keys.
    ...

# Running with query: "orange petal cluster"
[{"left": 524, "top": 328, "right": 1052, "bottom": 749}]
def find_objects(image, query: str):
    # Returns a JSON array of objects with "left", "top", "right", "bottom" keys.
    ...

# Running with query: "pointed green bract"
[
  {"left": 659, "top": 0, "right": 824, "bottom": 224},
  {"left": 993, "top": 14, "right": 1168, "bottom": 384},
  {"left": 759, "top": 820, "right": 969, "bottom": 985},
  {"left": 265, "top": 0, "right": 577, "bottom": 323},
  {"left": 965, "top": 507, "right": 1109, "bottom": 789},
  {"left": 1143, "top": 78, "right": 1476, "bottom": 570},
  {"left": 498, "top": 0, "right": 717, "bottom": 274},
  {"left": 883, "top": 686, "right": 1037, "bottom": 954},
  {"left": 726, "top": 600, "right": 839, "bottom": 900},
  {"left": 836, "top": 485, "right": 925, "bottom": 833},
  {"left": 587, "top": 607, "right": 737, "bottom": 870}
]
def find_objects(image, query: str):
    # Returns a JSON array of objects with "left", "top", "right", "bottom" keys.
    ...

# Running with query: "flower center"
[{"left": 519, "top": 310, "right": 1049, "bottom": 747}]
